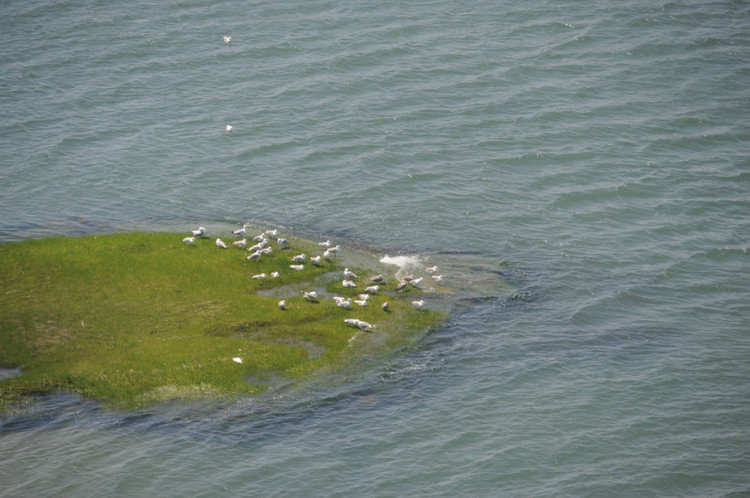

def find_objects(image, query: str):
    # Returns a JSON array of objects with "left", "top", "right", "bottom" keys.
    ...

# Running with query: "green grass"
[{"left": 0, "top": 231, "right": 443, "bottom": 411}]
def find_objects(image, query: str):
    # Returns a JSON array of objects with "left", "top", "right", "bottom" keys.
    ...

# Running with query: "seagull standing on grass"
[
  {"left": 412, "top": 300, "right": 425, "bottom": 309},
  {"left": 183, "top": 236, "right": 195, "bottom": 244},
  {"left": 191, "top": 227, "right": 207, "bottom": 237},
  {"left": 278, "top": 300, "right": 286, "bottom": 309},
  {"left": 216, "top": 238, "right": 228, "bottom": 249},
  {"left": 303, "top": 291, "right": 318, "bottom": 300},
  {"left": 344, "top": 268, "right": 358, "bottom": 278},
  {"left": 232, "top": 239, "right": 247, "bottom": 248},
  {"left": 246, "top": 251, "right": 261, "bottom": 260},
  {"left": 342, "top": 280, "right": 356, "bottom": 288}
]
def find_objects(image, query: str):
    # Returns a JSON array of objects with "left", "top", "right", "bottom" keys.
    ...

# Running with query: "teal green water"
[{"left": 1, "top": 1, "right": 749, "bottom": 496}]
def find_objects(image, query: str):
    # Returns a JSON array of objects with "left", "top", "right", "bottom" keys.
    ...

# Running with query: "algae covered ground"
[{"left": 0, "top": 230, "right": 443, "bottom": 411}]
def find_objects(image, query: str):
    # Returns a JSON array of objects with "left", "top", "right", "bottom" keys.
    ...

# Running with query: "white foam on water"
[{"left": 379, "top": 254, "right": 421, "bottom": 270}]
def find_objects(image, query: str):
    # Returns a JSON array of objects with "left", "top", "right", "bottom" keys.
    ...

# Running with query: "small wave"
[{"left": 379, "top": 254, "right": 422, "bottom": 270}]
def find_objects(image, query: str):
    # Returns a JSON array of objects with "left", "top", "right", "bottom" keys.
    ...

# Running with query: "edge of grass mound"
[{"left": 0, "top": 230, "right": 444, "bottom": 412}]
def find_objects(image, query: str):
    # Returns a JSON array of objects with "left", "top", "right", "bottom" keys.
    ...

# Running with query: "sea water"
[{"left": 1, "top": 0, "right": 749, "bottom": 496}]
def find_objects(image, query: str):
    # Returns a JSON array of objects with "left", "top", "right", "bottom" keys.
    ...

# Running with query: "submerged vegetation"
[{"left": 0, "top": 230, "right": 443, "bottom": 412}]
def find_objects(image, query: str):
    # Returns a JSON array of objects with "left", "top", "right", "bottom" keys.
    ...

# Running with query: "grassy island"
[{"left": 0, "top": 230, "right": 443, "bottom": 412}]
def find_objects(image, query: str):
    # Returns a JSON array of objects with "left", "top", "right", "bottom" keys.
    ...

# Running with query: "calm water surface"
[{"left": 1, "top": 0, "right": 749, "bottom": 496}]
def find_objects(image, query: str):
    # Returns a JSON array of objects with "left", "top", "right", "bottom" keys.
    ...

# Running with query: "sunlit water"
[{"left": 1, "top": 0, "right": 749, "bottom": 496}]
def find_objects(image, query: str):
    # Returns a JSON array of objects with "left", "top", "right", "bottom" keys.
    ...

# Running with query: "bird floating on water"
[
  {"left": 183, "top": 236, "right": 195, "bottom": 244},
  {"left": 226, "top": 124, "right": 233, "bottom": 132},
  {"left": 223, "top": 35, "right": 232, "bottom": 44},
  {"left": 216, "top": 238, "right": 227, "bottom": 249},
  {"left": 432, "top": 275, "right": 443, "bottom": 282},
  {"left": 425, "top": 266, "right": 438, "bottom": 273},
  {"left": 343, "top": 268, "right": 358, "bottom": 278}
]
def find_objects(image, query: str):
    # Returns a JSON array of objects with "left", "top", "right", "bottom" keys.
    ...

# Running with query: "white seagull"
[
  {"left": 354, "top": 299, "right": 368, "bottom": 307},
  {"left": 253, "top": 234, "right": 266, "bottom": 242},
  {"left": 302, "top": 291, "right": 318, "bottom": 300},
  {"left": 425, "top": 266, "right": 438, "bottom": 273},
  {"left": 183, "top": 236, "right": 195, "bottom": 244},
  {"left": 277, "top": 238, "right": 288, "bottom": 246},
  {"left": 343, "top": 268, "right": 358, "bottom": 278},
  {"left": 233, "top": 357, "right": 242, "bottom": 364},
  {"left": 358, "top": 294, "right": 370, "bottom": 301},
  {"left": 365, "top": 285, "right": 379, "bottom": 294},
  {"left": 432, "top": 275, "right": 443, "bottom": 282},
  {"left": 232, "top": 225, "right": 248, "bottom": 236},
  {"left": 381, "top": 302, "right": 389, "bottom": 312},
  {"left": 191, "top": 227, "right": 207, "bottom": 237},
  {"left": 252, "top": 273, "right": 266, "bottom": 279},
  {"left": 265, "top": 229, "right": 279, "bottom": 238},
  {"left": 412, "top": 300, "right": 425, "bottom": 309},
  {"left": 278, "top": 300, "right": 286, "bottom": 309},
  {"left": 310, "top": 255, "right": 322, "bottom": 265},
  {"left": 216, "top": 238, "right": 228, "bottom": 249},
  {"left": 336, "top": 298, "right": 352, "bottom": 308},
  {"left": 246, "top": 251, "right": 261, "bottom": 260},
  {"left": 318, "top": 240, "right": 333, "bottom": 248},
  {"left": 342, "top": 279, "right": 356, "bottom": 288},
  {"left": 291, "top": 254, "right": 306, "bottom": 262},
  {"left": 290, "top": 264, "right": 304, "bottom": 271},
  {"left": 226, "top": 124, "right": 233, "bottom": 132},
  {"left": 223, "top": 35, "right": 232, "bottom": 44},
  {"left": 232, "top": 239, "right": 247, "bottom": 248},
  {"left": 260, "top": 247, "right": 272, "bottom": 254},
  {"left": 271, "top": 271, "right": 280, "bottom": 278}
]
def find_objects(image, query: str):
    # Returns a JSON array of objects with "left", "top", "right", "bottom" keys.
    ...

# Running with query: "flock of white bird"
[{"left": 184, "top": 224, "right": 438, "bottom": 338}]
